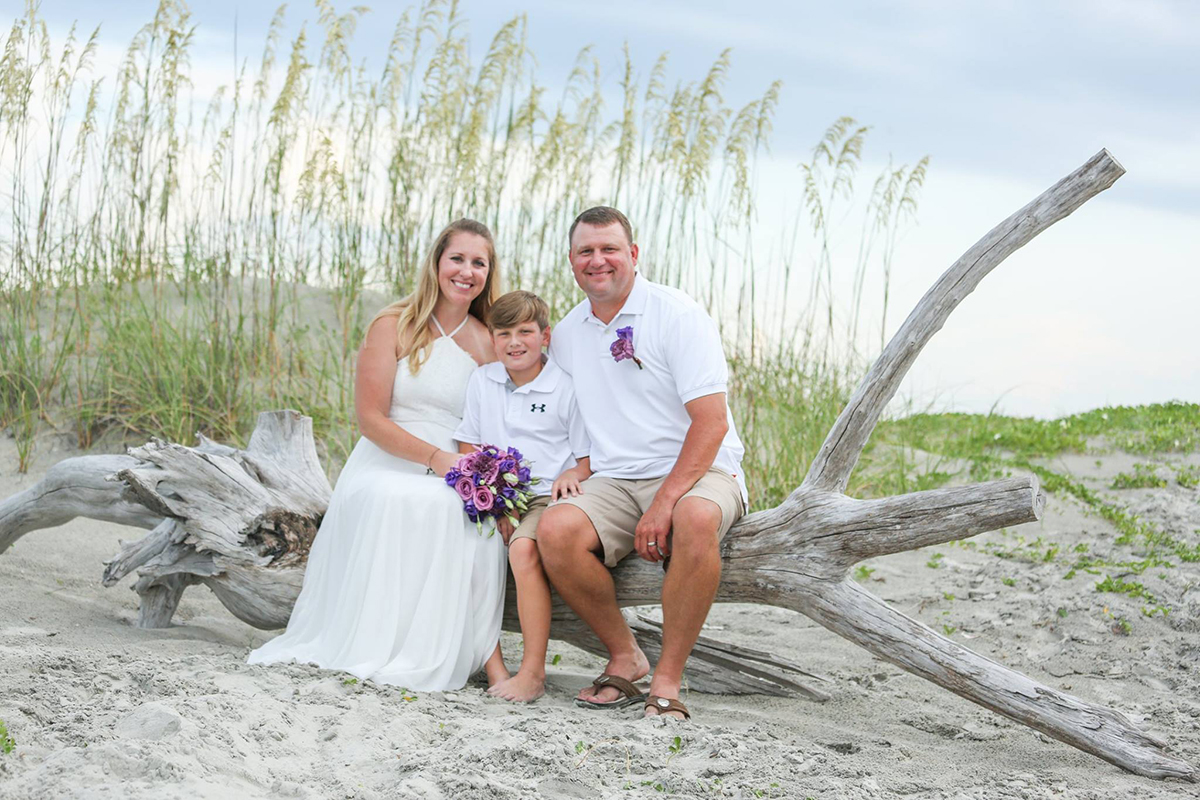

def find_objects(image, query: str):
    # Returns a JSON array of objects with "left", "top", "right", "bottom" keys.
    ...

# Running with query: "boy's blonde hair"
[{"left": 488, "top": 290, "right": 549, "bottom": 332}]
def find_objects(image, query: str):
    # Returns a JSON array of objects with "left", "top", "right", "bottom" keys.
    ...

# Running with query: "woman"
[{"left": 249, "top": 219, "right": 509, "bottom": 691}]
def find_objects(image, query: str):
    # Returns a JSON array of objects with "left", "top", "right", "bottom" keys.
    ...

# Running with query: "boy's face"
[{"left": 492, "top": 321, "right": 550, "bottom": 373}]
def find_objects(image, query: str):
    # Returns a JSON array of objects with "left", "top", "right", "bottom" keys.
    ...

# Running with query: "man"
[{"left": 537, "top": 206, "right": 747, "bottom": 720}]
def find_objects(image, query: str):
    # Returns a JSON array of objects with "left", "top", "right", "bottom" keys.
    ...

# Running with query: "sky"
[{"left": 27, "top": 0, "right": 1200, "bottom": 418}]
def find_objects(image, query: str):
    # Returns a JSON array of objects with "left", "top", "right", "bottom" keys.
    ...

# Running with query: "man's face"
[{"left": 568, "top": 222, "right": 638, "bottom": 305}]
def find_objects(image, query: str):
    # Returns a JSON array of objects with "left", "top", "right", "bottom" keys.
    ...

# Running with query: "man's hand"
[
  {"left": 634, "top": 395, "right": 727, "bottom": 563},
  {"left": 497, "top": 516, "right": 516, "bottom": 545},
  {"left": 634, "top": 499, "right": 674, "bottom": 563}
]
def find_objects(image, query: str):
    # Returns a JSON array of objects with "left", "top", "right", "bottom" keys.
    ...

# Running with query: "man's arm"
[{"left": 633, "top": 393, "right": 729, "bottom": 563}]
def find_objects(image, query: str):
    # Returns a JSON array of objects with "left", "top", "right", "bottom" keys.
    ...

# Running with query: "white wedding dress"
[{"left": 248, "top": 317, "right": 506, "bottom": 690}]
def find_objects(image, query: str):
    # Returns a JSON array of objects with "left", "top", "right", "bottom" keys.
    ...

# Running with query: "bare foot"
[
  {"left": 576, "top": 648, "right": 651, "bottom": 706},
  {"left": 484, "top": 655, "right": 510, "bottom": 689},
  {"left": 487, "top": 670, "right": 545, "bottom": 703}
]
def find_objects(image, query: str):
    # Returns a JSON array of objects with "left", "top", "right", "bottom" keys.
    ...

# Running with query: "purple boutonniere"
[{"left": 610, "top": 326, "right": 643, "bottom": 369}]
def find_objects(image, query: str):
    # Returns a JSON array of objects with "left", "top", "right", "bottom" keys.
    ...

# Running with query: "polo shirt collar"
[
  {"left": 622, "top": 273, "right": 649, "bottom": 315},
  {"left": 583, "top": 272, "right": 648, "bottom": 327},
  {"left": 484, "top": 355, "right": 562, "bottom": 394},
  {"left": 482, "top": 361, "right": 510, "bottom": 384}
]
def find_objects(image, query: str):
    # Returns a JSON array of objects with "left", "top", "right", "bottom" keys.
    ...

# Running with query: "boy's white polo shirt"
[
  {"left": 454, "top": 356, "right": 590, "bottom": 497},
  {"left": 550, "top": 273, "right": 747, "bottom": 502}
]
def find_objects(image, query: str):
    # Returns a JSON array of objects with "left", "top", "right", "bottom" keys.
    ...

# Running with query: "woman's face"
[{"left": 437, "top": 232, "right": 491, "bottom": 306}]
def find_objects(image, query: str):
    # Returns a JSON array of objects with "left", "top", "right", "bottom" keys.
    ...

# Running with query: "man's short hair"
[
  {"left": 488, "top": 290, "right": 550, "bottom": 332},
  {"left": 569, "top": 206, "right": 634, "bottom": 247}
]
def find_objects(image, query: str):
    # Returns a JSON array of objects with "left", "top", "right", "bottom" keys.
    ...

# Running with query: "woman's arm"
[{"left": 354, "top": 316, "right": 458, "bottom": 475}]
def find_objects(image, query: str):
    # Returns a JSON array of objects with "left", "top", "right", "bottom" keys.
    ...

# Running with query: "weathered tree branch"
[
  {"left": 803, "top": 580, "right": 1193, "bottom": 781},
  {"left": 2, "top": 150, "right": 1192, "bottom": 780},
  {"left": 804, "top": 149, "right": 1126, "bottom": 494},
  {"left": 834, "top": 476, "right": 1047, "bottom": 564},
  {"left": 0, "top": 455, "right": 160, "bottom": 552}
]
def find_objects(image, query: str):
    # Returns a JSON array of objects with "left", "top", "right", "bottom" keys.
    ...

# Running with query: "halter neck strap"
[{"left": 432, "top": 314, "right": 469, "bottom": 339}]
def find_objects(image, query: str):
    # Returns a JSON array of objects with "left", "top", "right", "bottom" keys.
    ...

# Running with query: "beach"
[{"left": 2, "top": 430, "right": 1198, "bottom": 799}]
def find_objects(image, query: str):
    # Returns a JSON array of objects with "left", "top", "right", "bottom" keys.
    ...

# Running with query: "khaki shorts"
[
  {"left": 551, "top": 469, "right": 745, "bottom": 567},
  {"left": 510, "top": 494, "right": 551, "bottom": 543}
]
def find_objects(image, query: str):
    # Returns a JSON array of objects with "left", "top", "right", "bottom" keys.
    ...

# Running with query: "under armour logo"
[{"left": 531, "top": 403, "right": 546, "bottom": 413}]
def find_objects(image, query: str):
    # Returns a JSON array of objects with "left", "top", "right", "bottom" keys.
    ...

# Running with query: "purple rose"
[
  {"left": 454, "top": 475, "right": 474, "bottom": 501},
  {"left": 474, "top": 486, "right": 496, "bottom": 512},
  {"left": 482, "top": 461, "right": 501, "bottom": 485}
]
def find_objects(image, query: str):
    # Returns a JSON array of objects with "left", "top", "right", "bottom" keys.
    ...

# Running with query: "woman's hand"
[
  {"left": 430, "top": 449, "right": 459, "bottom": 477},
  {"left": 496, "top": 516, "right": 516, "bottom": 545}
]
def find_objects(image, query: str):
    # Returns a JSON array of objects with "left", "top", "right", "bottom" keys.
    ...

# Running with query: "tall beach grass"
[{"left": 1, "top": 1, "right": 929, "bottom": 506}]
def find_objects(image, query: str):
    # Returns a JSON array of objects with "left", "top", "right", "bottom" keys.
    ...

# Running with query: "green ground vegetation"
[
  {"left": 0, "top": 718, "right": 14, "bottom": 754},
  {"left": 875, "top": 402, "right": 1199, "bottom": 622}
]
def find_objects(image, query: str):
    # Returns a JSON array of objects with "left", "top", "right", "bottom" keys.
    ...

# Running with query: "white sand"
[{"left": 1, "top": 432, "right": 1198, "bottom": 798}]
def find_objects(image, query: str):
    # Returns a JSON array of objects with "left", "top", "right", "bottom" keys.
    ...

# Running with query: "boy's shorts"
[
  {"left": 510, "top": 494, "right": 551, "bottom": 543},
  {"left": 550, "top": 469, "right": 745, "bottom": 567}
]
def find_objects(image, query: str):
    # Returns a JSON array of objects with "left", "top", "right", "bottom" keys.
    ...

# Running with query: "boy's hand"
[
  {"left": 551, "top": 469, "right": 586, "bottom": 500},
  {"left": 497, "top": 516, "right": 516, "bottom": 545}
]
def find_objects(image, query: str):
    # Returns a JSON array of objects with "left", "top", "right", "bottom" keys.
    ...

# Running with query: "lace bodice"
[{"left": 388, "top": 320, "right": 479, "bottom": 433}]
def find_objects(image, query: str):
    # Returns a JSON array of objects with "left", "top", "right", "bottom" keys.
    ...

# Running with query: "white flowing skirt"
[{"left": 248, "top": 419, "right": 506, "bottom": 691}]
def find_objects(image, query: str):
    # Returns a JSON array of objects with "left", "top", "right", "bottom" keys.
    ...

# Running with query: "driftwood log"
[{"left": 1, "top": 149, "right": 1192, "bottom": 780}]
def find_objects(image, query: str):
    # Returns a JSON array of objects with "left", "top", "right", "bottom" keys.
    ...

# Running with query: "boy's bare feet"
[
  {"left": 575, "top": 648, "right": 650, "bottom": 706},
  {"left": 487, "top": 670, "right": 546, "bottom": 702},
  {"left": 483, "top": 644, "right": 509, "bottom": 688}
]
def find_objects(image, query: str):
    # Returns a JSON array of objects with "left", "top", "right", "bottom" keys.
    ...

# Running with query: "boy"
[{"left": 454, "top": 290, "right": 591, "bottom": 702}]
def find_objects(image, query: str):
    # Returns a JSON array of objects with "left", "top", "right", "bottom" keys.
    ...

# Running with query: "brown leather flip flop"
[
  {"left": 644, "top": 695, "right": 690, "bottom": 720},
  {"left": 574, "top": 673, "right": 648, "bottom": 710}
]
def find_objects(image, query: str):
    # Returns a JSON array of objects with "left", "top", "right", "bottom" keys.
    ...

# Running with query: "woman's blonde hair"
[{"left": 369, "top": 219, "right": 501, "bottom": 372}]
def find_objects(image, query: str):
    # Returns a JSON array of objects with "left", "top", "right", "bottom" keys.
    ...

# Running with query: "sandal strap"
[
  {"left": 592, "top": 673, "right": 643, "bottom": 700},
  {"left": 645, "top": 695, "right": 691, "bottom": 719}
]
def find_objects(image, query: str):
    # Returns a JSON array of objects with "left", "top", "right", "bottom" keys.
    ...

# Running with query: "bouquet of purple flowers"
[{"left": 444, "top": 444, "right": 538, "bottom": 536}]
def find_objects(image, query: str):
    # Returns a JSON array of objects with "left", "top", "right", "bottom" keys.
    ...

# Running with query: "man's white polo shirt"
[
  {"left": 454, "top": 357, "right": 590, "bottom": 497},
  {"left": 550, "top": 273, "right": 747, "bottom": 502}
]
